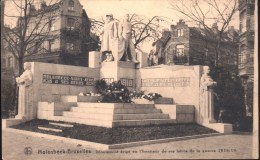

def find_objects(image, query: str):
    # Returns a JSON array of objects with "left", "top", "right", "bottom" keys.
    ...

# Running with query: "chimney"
[
  {"left": 228, "top": 26, "right": 235, "bottom": 41},
  {"left": 212, "top": 22, "right": 218, "bottom": 34},
  {"left": 228, "top": 26, "right": 234, "bottom": 32},
  {"left": 40, "top": 0, "right": 47, "bottom": 9},
  {"left": 170, "top": 25, "right": 175, "bottom": 31},
  {"left": 27, "top": 4, "right": 36, "bottom": 14}
]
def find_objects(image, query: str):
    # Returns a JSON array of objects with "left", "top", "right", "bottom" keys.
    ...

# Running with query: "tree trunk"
[
  {"left": 215, "top": 40, "right": 220, "bottom": 67},
  {"left": 18, "top": 57, "right": 24, "bottom": 75}
]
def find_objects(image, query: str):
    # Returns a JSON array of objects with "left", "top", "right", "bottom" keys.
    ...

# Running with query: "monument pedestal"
[{"left": 100, "top": 61, "right": 137, "bottom": 88}]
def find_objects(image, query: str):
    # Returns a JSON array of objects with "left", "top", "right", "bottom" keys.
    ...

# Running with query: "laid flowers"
[
  {"left": 78, "top": 91, "right": 101, "bottom": 96},
  {"left": 129, "top": 91, "right": 162, "bottom": 101}
]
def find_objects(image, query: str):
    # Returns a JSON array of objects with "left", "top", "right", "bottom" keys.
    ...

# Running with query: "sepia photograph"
[{"left": 1, "top": 0, "right": 258, "bottom": 159}]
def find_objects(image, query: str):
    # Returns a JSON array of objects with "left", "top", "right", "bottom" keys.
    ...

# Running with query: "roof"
[
  {"left": 28, "top": 0, "right": 64, "bottom": 16},
  {"left": 188, "top": 26, "right": 239, "bottom": 43}
]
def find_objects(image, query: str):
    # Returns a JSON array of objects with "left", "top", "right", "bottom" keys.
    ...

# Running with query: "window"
[
  {"left": 49, "top": 19, "right": 55, "bottom": 31},
  {"left": 68, "top": 0, "right": 74, "bottom": 11},
  {"left": 35, "top": 41, "right": 41, "bottom": 53},
  {"left": 177, "top": 29, "right": 184, "bottom": 37},
  {"left": 176, "top": 45, "right": 185, "bottom": 56},
  {"left": 240, "top": 11, "right": 247, "bottom": 33},
  {"left": 66, "top": 43, "right": 74, "bottom": 51},
  {"left": 239, "top": 45, "right": 247, "bottom": 65},
  {"left": 250, "top": 14, "right": 254, "bottom": 30},
  {"left": 35, "top": 22, "right": 41, "bottom": 34},
  {"left": 43, "top": 40, "right": 49, "bottom": 50},
  {"left": 205, "top": 48, "right": 209, "bottom": 59},
  {"left": 16, "top": 38, "right": 20, "bottom": 43},
  {"left": 67, "top": 18, "right": 75, "bottom": 30},
  {"left": 7, "top": 57, "right": 13, "bottom": 68},
  {"left": 49, "top": 39, "right": 55, "bottom": 51}
]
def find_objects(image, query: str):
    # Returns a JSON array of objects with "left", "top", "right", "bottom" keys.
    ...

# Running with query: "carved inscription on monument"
[
  {"left": 42, "top": 74, "right": 94, "bottom": 86},
  {"left": 141, "top": 77, "right": 190, "bottom": 87},
  {"left": 120, "top": 78, "right": 134, "bottom": 87}
]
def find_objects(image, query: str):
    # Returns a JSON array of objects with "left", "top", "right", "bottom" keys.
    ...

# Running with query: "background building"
[
  {"left": 238, "top": 0, "right": 255, "bottom": 117},
  {"left": 154, "top": 19, "right": 239, "bottom": 75},
  {"left": 1, "top": 0, "right": 97, "bottom": 117},
  {"left": 23, "top": 0, "right": 92, "bottom": 66}
]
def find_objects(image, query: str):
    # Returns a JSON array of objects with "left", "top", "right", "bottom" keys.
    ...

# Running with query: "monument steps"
[
  {"left": 114, "top": 108, "right": 162, "bottom": 114},
  {"left": 76, "top": 103, "right": 155, "bottom": 109},
  {"left": 112, "top": 119, "right": 177, "bottom": 127},
  {"left": 70, "top": 106, "right": 162, "bottom": 114},
  {"left": 113, "top": 113, "right": 169, "bottom": 120},
  {"left": 51, "top": 116, "right": 177, "bottom": 128},
  {"left": 62, "top": 111, "right": 114, "bottom": 120},
  {"left": 42, "top": 102, "right": 174, "bottom": 127},
  {"left": 52, "top": 116, "right": 113, "bottom": 127},
  {"left": 62, "top": 111, "right": 169, "bottom": 121}
]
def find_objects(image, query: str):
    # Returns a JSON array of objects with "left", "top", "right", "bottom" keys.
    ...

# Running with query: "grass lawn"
[{"left": 11, "top": 119, "right": 217, "bottom": 145}]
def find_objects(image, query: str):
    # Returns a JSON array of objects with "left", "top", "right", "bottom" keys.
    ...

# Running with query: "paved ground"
[{"left": 2, "top": 129, "right": 254, "bottom": 159}]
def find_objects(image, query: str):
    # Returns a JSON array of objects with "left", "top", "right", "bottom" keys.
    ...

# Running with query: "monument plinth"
[{"left": 100, "top": 61, "right": 137, "bottom": 88}]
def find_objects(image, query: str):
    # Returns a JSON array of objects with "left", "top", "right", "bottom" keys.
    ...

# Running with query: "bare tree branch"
[{"left": 170, "top": 0, "right": 238, "bottom": 67}]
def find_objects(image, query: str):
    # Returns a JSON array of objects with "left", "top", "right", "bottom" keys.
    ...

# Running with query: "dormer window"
[
  {"left": 68, "top": 0, "right": 74, "bottom": 11},
  {"left": 177, "top": 29, "right": 184, "bottom": 37}
]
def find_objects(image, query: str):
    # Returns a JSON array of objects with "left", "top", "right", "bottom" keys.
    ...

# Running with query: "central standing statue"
[
  {"left": 118, "top": 14, "right": 138, "bottom": 63},
  {"left": 100, "top": 13, "right": 138, "bottom": 63},
  {"left": 100, "top": 13, "right": 118, "bottom": 62}
]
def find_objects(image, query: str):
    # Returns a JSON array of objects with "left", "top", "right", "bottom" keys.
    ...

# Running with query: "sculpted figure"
[
  {"left": 200, "top": 66, "right": 217, "bottom": 123},
  {"left": 100, "top": 14, "right": 118, "bottom": 62},
  {"left": 15, "top": 62, "right": 33, "bottom": 119},
  {"left": 118, "top": 14, "right": 138, "bottom": 63},
  {"left": 148, "top": 42, "right": 159, "bottom": 66}
]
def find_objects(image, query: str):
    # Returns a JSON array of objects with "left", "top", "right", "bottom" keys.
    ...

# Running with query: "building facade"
[
  {"left": 153, "top": 19, "right": 239, "bottom": 75},
  {"left": 23, "top": 0, "right": 92, "bottom": 66},
  {"left": 1, "top": 0, "right": 96, "bottom": 117},
  {"left": 2, "top": 0, "right": 94, "bottom": 74},
  {"left": 238, "top": 0, "right": 255, "bottom": 116}
]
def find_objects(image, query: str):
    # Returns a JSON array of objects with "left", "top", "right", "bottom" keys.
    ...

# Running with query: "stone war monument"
[{"left": 3, "top": 14, "right": 232, "bottom": 134}]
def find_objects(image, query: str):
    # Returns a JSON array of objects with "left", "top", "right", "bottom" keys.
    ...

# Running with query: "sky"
[{"left": 4, "top": 0, "right": 239, "bottom": 29}]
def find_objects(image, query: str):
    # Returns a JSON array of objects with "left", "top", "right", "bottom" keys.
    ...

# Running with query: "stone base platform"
[
  {"left": 202, "top": 122, "right": 233, "bottom": 133},
  {"left": 37, "top": 102, "right": 195, "bottom": 128},
  {"left": 2, "top": 119, "right": 26, "bottom": 129}
]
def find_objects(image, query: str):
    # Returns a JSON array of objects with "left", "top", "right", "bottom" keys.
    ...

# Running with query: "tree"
[
  {"left": 170, "top": 0, "right": 238, "bottom": 67},
  {"left": 3, "top": 0, "right": 58, "bottom": 75},
  {"left": 89, "top": 14, "right": 171, "bottom": 49}
]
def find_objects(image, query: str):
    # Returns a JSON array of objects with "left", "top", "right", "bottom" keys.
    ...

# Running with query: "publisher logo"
[{"left": 24, "top": 147, "right": 33, "bottom": 155}]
